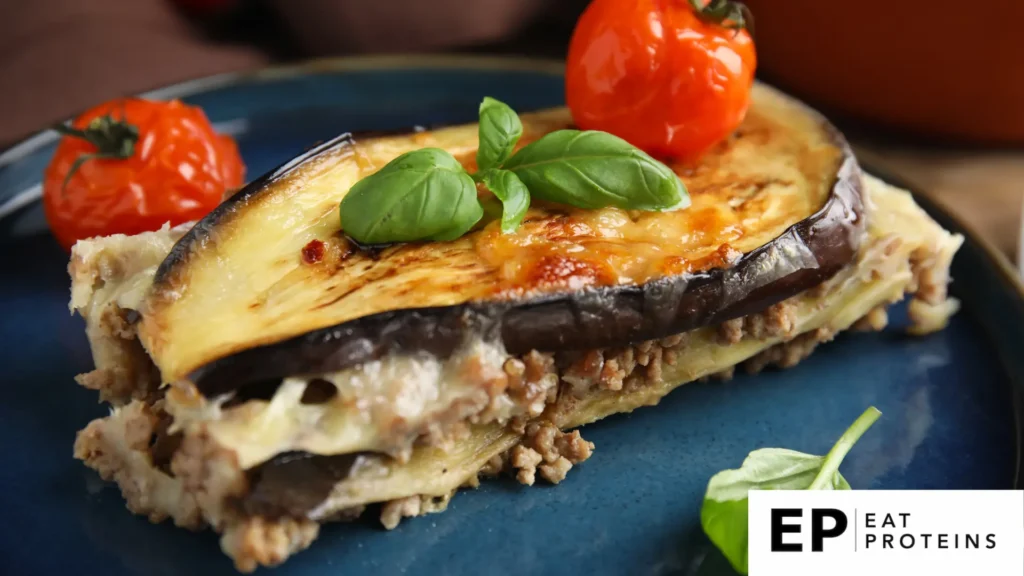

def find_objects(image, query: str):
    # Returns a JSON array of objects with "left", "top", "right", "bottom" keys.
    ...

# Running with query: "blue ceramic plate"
[{"left": 1, "top": 56, "right": 1022, "bottom": 576}]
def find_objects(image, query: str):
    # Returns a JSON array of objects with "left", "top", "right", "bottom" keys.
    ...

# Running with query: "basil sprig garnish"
[
  {"left": 700, "top": 406, "right": 882, "bottom": 575},
  {"left": 339, "top": 98, "right": 689, "bottom": 245}
]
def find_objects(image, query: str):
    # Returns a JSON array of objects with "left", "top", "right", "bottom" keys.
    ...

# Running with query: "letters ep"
[{"left": 770, "top": 508, "right": 849, "bottom": 552}]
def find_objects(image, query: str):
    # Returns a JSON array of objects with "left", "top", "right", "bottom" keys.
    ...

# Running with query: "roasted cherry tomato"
[
  {"left": 43, "top": 98, "right": 244, "bottom": 250},
  {"left": 566, "top": 0, "right": 756, "bottom": 161}
]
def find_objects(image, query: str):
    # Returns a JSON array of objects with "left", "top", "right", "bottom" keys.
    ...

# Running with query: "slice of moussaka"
[{"left": 69, "top": 84, "right": 962, "bottom": 571}]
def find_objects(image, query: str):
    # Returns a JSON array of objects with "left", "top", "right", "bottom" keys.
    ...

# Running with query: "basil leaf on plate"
[
  {"left": 502, "top": 129, "right": 690, "bottom": 211},
  {"left": 476, "top": 97, "right": 523, "bottom": 172},
  {"left": 701, "top": 406, "right": 881, "bottom": 575},
  {"left": 702, "top": 450, "right": 851, "bottom": 575},
  {"left": 340, "top": 148, "right": 482, "bottom": 244},
  {"left": 482, "top": 169, "right": 530, "bottom": 234}
]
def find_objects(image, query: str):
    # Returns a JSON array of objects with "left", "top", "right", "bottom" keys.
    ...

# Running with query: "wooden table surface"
[{"left": 853, "top": 145, "right": 1023, "bottom": 268}]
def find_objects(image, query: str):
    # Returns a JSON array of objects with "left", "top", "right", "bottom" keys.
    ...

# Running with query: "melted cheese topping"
[{"left": 474, "top": 117, "right": 838, "bottom": 296}]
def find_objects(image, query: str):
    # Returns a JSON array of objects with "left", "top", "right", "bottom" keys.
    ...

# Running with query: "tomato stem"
[
  {"left": 688, "top": 0, "right": 754, "bottom": 37},
  {"left": 53, "top": 105, "right": 140, "bottom": 193}
]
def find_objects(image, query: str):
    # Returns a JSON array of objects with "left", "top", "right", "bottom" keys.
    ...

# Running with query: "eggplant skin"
[{"left": 145, "top": 84, "right": 864, "bottom": 395}]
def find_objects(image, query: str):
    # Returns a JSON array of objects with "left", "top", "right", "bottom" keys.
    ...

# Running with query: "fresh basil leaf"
[
  {"left": 700, "top": 407, "right": 881, "bottom": 575},
  {"left": 702, "top": 449, "right": 851, "bottom": 574},
  {"left": 482, "top": 169, "right": 530, "bottom": 234},
  {"left": 340, "top": 148, "right": 482, "bottom": 244},
  {"left": 502, "top": 129, "right": 690, "bottom": 211},
  {"left": 476, "top": 97, "right": 523, "bottom": 172},
  {"left": 705, "top": 449, "right": 851, "bottom": 502},
  {"left": 701, "top": 497, "right": 750, "bottom": 574}
]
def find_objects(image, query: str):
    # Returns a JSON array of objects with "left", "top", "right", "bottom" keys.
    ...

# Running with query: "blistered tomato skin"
[
  {"left": 43, "top": 99, "right": 244, "bottom": 250},
  {"left": 566, "top": 0, "right": 756, "bottom": 161}
]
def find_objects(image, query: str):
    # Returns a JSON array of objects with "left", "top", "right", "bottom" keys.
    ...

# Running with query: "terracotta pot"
[{"left": 742, "top": 0, "right": 1024, "bottom": 144}]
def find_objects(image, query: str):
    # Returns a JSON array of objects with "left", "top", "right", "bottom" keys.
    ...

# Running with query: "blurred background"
[{"left": 1, "top": 0, "right": 1021, "bottom": 265}]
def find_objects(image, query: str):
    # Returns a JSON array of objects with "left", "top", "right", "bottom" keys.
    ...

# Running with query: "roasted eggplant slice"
[{"left": 141, "top": 84, "right": 863, "bottom": 391}]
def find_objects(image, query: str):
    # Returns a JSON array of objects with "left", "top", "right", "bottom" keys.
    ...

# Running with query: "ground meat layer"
[
  {"left": 72, "top": 291, "right": 888, "bottom": 571},
  {"left": 509, "top": 421, "right": 595, "bottom": 486},
  {"left": 74, "top": 401, "right": 202, "bottom": 529}
]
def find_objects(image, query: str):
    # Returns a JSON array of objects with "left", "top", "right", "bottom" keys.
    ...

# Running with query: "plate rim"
[{"left": 1, "top": 53, "right": 1021, "bottom": 488}]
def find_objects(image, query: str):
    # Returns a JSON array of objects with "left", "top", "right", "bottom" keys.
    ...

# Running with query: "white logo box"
[{"left": 748, "top": 490, "right": 1023, "bottom": 576}]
